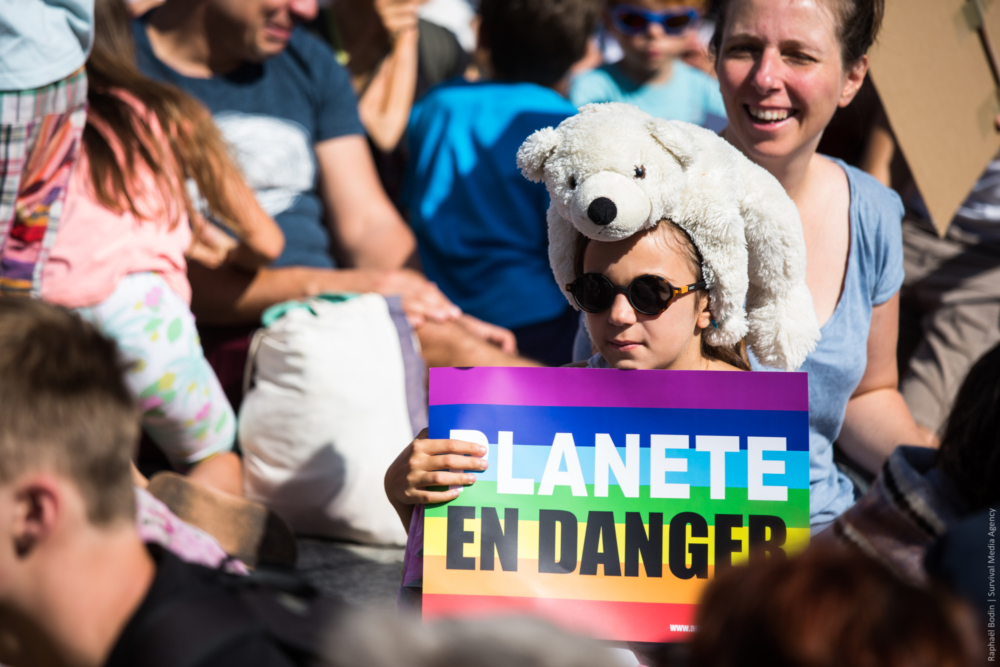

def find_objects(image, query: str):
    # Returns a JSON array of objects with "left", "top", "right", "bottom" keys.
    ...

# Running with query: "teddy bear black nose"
[{"left": 587, "top": 197, "right": 617, "bottom": 226}]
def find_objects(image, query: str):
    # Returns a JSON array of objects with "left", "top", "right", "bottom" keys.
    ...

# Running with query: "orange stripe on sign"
[
  {"left": 422, "top": 555, "right": 711, "bottom": 604},
  {"left": 423, "top": 593, "right": 699, "bottom": 643}
]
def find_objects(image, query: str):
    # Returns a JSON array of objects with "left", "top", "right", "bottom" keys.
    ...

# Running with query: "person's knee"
[{"left": 187, "top": 451, "right": 245, "bottom": 497}]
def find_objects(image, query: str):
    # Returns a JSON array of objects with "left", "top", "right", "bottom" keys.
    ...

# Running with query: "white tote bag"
[{"left": 239, "top": 294, "right": 425, "bottom": 546}]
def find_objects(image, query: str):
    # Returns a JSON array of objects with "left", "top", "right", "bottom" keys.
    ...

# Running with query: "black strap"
[{"left": 123, "top": 587, "right": 263, "bottom": 667}]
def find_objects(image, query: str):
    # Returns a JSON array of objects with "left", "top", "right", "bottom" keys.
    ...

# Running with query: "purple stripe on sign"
[{"left": 429, "top": 367, "right": 808, "bottom": 412}]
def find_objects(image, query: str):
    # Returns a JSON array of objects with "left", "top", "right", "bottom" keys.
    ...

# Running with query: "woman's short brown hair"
[{"left": 710, "top": 0, "right": 884, "bottom": 67}]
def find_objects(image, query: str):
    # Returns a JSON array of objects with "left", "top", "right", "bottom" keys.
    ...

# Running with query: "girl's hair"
[
  {"left": 83, "top": 0, "right": 246, "bottom": 231},
  {"left": 936, "top": 342, "right": 1000, "bottom": 509},
  {"left": 710, "top": 0, "right": 884, "bottom": 67},
  {"left": 574, "top": 221, "right": 751, "bottom": 371}
]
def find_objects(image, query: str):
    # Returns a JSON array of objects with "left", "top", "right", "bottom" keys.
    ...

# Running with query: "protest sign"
[
  {"left": 868, "top": 0, "right": 1000, "bottom": 235},
  {"left": 422, "top": 367, "right": 810, "bottom": 643}
]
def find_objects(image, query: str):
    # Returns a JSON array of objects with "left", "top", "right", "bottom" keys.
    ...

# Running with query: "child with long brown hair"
[{"left": 37, "top": 0, "right": 284, "bottom": 495}]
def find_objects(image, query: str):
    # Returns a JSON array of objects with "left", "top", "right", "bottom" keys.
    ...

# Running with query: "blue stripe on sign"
[
  {"left": 467, "top": 444, "right": 809, "bottom": 490},
  {"left": 430, "top": 404, "right": 809, "bottom": 452}
]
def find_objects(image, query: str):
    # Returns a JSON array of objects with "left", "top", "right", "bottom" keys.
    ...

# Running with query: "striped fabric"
[
  {"left": 423, "top": 366, "right": 811, "bottom": 642},
  {"left": 0, "top": 67, "right": 87, "bottom": 297},
  {"left": 831, "top": 446, "right": 968, "bottom": 585}
]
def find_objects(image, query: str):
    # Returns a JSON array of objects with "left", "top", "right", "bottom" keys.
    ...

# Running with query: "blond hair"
[{"left": 0, "top": 299, "right": 138, "bottom": 524}]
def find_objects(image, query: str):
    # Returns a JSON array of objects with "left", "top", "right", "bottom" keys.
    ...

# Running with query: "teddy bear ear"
[
  {"left": 647, "top": 119, "right": 697, "bottom": 169},
  {"left": 517, "top": 126, "right": 562, "bottom": 183}
]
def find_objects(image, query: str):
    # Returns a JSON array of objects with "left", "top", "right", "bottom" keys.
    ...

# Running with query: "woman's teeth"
[{"left": 748, "top": 106, "right": 792, "bottom": 122}]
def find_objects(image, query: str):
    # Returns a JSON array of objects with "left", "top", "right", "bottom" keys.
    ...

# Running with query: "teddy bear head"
[
  {"left": 516, "top": 102, "right": 821, "bottom": 371},
  {"left": 517, "top": 103, "right": 696, "bottom": 242}
]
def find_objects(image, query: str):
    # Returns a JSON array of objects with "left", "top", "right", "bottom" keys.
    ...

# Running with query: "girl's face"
[
  {"left": 609, "top": 1, "right": 699, "bottom": 77},
  {"left": 715, "top": 0, "right": 866, "bottom": 164},
  {"left": 583, "top": 227, "right": 712, "bottom": 370}
]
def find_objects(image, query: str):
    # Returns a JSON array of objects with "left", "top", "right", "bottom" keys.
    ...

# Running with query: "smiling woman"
[{"left": 711, "top": 0, "right": 931, "bottom": 531}]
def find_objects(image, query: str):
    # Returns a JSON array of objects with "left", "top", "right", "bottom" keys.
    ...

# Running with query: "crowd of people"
[{"left": 0, "top": 0, "right": 996, "bottom": 665}]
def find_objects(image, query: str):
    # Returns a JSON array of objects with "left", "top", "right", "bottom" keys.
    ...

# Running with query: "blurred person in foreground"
[
  {"left": 689, "top": 546, "right": 983, "bottom": 667},
  {"left": 0, "top": 299, "right": 297, "bottom": 667},
  {"left": 570, "top": 0, "right": 727, "bottom": 131},
  {"left": 323, "top": 611, "right": 617, "bottom": 667},
  {"left": 822, "top": 341, "right": 1000, "bottom": 585},
  {"left": 403, "top": 0, "right": 602, "bottom": 366}
]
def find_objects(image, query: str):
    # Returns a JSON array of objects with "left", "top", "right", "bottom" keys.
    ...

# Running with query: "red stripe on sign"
[{"left": 423, "top": 594, "right": 698, "bottom": 642}]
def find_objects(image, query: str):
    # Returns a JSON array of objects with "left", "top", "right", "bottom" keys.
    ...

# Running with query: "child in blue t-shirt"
[
  {"left": 570, "top": 0, "right": 726, "bottom": 130},
  {"left": 403, "top": 0, "right": 601, "bottom": 367}
]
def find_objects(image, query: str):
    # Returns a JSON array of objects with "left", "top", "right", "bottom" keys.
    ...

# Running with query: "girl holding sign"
[
  {"left": 387, "top": 215, "right": 762, "bottom": 525},
  {"left": 385, "top": 91, "right": 828, "bottom": 612}
]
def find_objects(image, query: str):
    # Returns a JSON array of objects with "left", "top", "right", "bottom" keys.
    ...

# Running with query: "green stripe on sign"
[{"left": 426, "top": 482, "right": 810, "bottom": 527}]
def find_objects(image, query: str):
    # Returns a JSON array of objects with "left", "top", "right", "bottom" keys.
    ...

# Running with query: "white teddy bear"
[{"left": 516, "top": 102, "right": 820, "bottom": 371}]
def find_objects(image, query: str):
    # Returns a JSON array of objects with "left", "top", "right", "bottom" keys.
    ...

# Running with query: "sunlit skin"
[
  {"left": 716, "top": 0, "right": 865, "bottom": 178},
  {"left": 150, "top": 0, "right": 320, "bottom": 76},
  {"left": 0, "top": 474, "right": 154, "bottom": 667},
  {"left": 583, "top": 226, "right": 738, "bottom": 371},
  {"left": 608, "top": 0, "right": 704, "bottom": 84}
]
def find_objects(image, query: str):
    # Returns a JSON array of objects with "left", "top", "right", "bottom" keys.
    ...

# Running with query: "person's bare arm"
[
  {"left": 837, "top": 293, "right": 934, "bottom": 474},
  {"left": 859, "top": 109, "right": 895, "bottom": 188},
  {"left": 357, "top": 0, "right": 420, "bottom": 153},
  {"left": 127, "top": 0, "right": 163, "bottom": 17},
  {"left": 315, "top": 134, "right": 418, "bottom": 269},
  {"left": 187, "top": 261, "right": 460, "bottom": 326},
  {"left": 455, "top": 314, "right": 518, "bottom": 355},
  {"left": 417, "top": 318, "right": 540, "bottom": 368}
]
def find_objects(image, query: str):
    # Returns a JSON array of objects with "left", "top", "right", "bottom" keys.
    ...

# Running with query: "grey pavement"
[{"left": 296, "top": 538, "right": 405, "bottom": 607}]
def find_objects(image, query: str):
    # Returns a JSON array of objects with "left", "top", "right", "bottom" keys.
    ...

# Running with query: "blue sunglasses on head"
[{"left": 609, "top": 4, "right": 700, "bottom": 36}]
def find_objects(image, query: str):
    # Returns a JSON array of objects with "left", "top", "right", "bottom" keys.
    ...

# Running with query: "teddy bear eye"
[
  {"left": 634, "top": 166, "right": 646, "bottom": 179},
  {"left": 569, "top": 175, "right": 577, "bottom": 189}
]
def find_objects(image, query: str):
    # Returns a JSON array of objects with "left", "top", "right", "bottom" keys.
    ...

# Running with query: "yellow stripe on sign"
[{"left": 424, "top": 517, "right": 809, "bottom": 566}]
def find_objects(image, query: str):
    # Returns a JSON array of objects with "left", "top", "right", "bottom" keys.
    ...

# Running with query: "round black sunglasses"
[{"left": 566, "top": 273, "right": 707, "bottom": 316}]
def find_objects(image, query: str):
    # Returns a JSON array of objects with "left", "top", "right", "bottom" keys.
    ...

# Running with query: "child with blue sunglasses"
[{"left": 570, "top": 0, "right": 727, "bottom": 131}]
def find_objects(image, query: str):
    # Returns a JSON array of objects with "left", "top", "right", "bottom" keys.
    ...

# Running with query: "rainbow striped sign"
[{"left": 423, "top": 367, "right": 810, "bottom": 642}]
